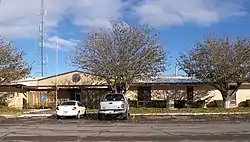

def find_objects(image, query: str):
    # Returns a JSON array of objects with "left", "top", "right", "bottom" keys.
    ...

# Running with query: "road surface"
[{"left": 0, "top": 115, "right": 250, "bottom": 141}]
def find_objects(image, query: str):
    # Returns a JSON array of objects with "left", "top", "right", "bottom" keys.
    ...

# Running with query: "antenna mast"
[{"left": 39, "top": 0, "right": 45, "bottom": 77}]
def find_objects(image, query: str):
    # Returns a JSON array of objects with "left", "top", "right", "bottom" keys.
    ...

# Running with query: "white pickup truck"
[{"left": 98, "top": 93, "right": 130, "bottom": 120}]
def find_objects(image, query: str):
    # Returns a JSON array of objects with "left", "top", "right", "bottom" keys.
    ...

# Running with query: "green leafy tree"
[
  {"left": 0, "top": 37, "right": 31, "bottom": 85},
  {"left": 71, "top": 20, "right": 167, "bottom": 93},
  {"left": 178, "top": 35, "right": 250, "bottom": 108}
]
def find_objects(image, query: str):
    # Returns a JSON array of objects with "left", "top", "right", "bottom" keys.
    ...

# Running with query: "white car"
[
  {"left": 98, "top": 93, "right": 130, "bottom": 120},
  {"left": 56, "top": 100, "right": 86, "bottom": 119}
]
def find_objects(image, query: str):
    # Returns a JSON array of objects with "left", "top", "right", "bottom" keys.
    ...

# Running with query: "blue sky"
[{"left": 0, "top": 0, "right": 250, "bottom": 77}]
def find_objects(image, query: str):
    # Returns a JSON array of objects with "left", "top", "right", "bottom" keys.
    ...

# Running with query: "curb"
[
  {"left": 0, "top": 114, "right": 20, "bottom": 119},
  {"left": 2, "top": 112, "right": 249, "bottom": 118},
  {"left": 22, "top": 109, "right": 51, "bottom": 114},
  {"left": 17, "top": 114, "right": 53, "bottom": 118}
]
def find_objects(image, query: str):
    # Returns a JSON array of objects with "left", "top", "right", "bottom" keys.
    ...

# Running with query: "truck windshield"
[{"left": 104, "top": 94, "right": 124, "bottom": 101}]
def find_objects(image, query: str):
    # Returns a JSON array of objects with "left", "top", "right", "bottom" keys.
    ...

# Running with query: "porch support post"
[
  {"left": 80, "top": 87, "right": 87, "bottom": 106},
  {"left": 55, "top": 85, "right": 58, "bottom": 107}
]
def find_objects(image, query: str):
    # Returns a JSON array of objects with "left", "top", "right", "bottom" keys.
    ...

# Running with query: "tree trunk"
[
  {"left": 224, "top": 99, "right": 231, "bottom": 108},
  {"left": 112, "top": 85, "right": 117, "bottom": 93},
  {"left": 222, "top": 94, "right": 231, "bottom": 108}
]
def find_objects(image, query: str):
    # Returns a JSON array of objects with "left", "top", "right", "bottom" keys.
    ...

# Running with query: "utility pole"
[
  {"left": 39, "top": 0, "right": 45, "bottom": 77},
  {"left": 55, "top": 38, "right": 59, "bottom": 107}
]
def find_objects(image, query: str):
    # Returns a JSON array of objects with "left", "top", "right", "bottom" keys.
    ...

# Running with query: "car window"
[
  {"left": 60, "top": 101, "right": 76, "bottom": 106},
  {"left": 104, "top": 94, "right": 125, "bottom": 101}
]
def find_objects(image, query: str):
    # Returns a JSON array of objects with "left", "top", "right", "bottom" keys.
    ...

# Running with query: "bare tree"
[
  {"left": 71, "top": 20, "right": 167, "bottom": 93},
  {"left": 178, "top": 35, "right": 250, "bottom": 108},
  {"left": 0, "top": 37, "right": 31, "bottom": 85}
]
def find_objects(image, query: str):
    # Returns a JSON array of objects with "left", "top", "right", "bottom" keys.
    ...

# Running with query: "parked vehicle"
[
  {"left": 98, "top": 93, "right": 130, "bottom": 120},
  {"left": 56, "top": 100, "right": 86, "bottom": 119}
]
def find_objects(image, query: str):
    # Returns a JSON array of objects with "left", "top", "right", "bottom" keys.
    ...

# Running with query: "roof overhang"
[{"left": 0, "top": 84, "right": 26, "bottom": 92}]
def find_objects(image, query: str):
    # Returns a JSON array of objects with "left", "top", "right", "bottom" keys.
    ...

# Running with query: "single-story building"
[{"left": 1, "top": 70, "right": 250, "bottom": 109}]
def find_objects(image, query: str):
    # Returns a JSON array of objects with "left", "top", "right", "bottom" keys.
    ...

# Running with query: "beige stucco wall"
[
  {"left": 7, "top": 92, "right": 26, "bottom": 109},
  {"left": 149, "top": 85, "right": 250, "bottom": 107},
  {"left": 38, "top": 71, "right": 106, "bottom": 86},
  {"left": 236, "top": 89, "right": 250, "bottom": 105}
]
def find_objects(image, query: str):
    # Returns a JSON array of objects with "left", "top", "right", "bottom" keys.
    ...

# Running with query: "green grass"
[
  {"left": 86, "top": 107, "right": 250, "bottom": 114},
  {"left": 2, "top": 107, "right": 250, "bottom": 115}
]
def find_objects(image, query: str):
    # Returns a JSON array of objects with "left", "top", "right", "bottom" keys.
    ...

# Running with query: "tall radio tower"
[{"left": 39, "top": 0, "right": 45, "bottom": 77}]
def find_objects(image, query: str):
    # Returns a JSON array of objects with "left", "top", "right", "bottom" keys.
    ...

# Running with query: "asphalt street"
[{"left": 0, "top": 116, "right": 250, "bottom": 142}]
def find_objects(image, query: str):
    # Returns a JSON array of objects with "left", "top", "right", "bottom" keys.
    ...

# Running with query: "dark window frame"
[{"left": 137, "top": 86, "right": 151, "bottom": 101}]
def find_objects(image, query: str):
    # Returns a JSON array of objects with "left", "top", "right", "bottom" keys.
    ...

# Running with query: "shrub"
[
  {"left": 206, "top": 101, "right": 216, "bottom": 108},
  {"left": 151, "top": 100, "right": 167, "bottom": 108},
  {"left": 0, "top": 101, "right": 8, "bottom": 108},
  {"left": 144, "top": 101, "right": 152, "bottom": 107},
  {"left": 238, "top": 101, "right": 248, "bottom": 107},
  {"left": 214, "top": 100, "right": 223, "bottom": 108},
  {"left": 192, "top": 100, "right": 205, "bottom": 108},
  {"left": 246, "top": 100, "right": 250, "bottom": 107},
  {"left": 174, "top": 100, "right": 186, "bottom": 108},
  {"left": 128, "top": 100, "right": 138, "bottom": 107}
]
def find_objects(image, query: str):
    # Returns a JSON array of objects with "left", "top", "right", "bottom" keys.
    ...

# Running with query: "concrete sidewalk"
[
  {"left": 22, "top": 109, "right": 51, "bottom": 114},
  {"left": 0, "top": 109, "right": 52, "bottom": 119}
]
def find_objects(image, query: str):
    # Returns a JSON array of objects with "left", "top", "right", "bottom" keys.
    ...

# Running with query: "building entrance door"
[{"left": 69, "top": 89, "right": 81, "bottom": 101}]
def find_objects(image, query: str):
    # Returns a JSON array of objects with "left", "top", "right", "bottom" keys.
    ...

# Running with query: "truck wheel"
[
  {"left": 123, "top": 112, "right": 129, "bottom": 120},
  {"left": 98, "top": 114, "right": 103, "bottom": 120}
]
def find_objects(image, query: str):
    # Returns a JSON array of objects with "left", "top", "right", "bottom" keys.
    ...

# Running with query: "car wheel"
[
  {"left": 76, "top": 111, "right": 81, "bottom": 119},
  {"left": 82, "top": 111, "right": 87, "bottom": 117}
]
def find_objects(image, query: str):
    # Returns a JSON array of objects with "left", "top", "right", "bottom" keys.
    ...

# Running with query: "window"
[
  {"left": 104, "top": 94, "right": 125, "bottom": 101},
  {"left": 70, "top": 93, "right": 80, "bottom": 101},
  {"left": 138, "top": 87, "right": 151, "bottom": 101},
  {"left": 186, "top": 86, "right": 194, "bottom": 102},
  {"left": 229, "top": 85, "right": 236, "bottom": 90}
]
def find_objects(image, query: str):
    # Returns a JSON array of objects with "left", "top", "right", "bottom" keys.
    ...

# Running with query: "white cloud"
[
  {"left": 0, "top": 0, "right": 70, "bottom": 38},
  {"left": 44, "top": 36, "right": 79, "bottom": 50},
  {"left": 0, "top": 0, "right": 125, "bottom": 38},
  {"left": 133, "top": 0, "right": 247, "bottom": 27},
  {"left": 68, "top": 0, "right": 124, "bottom": 29},
  {"left": 0, "top": 0, "right": 247, "bottom": 39}
]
